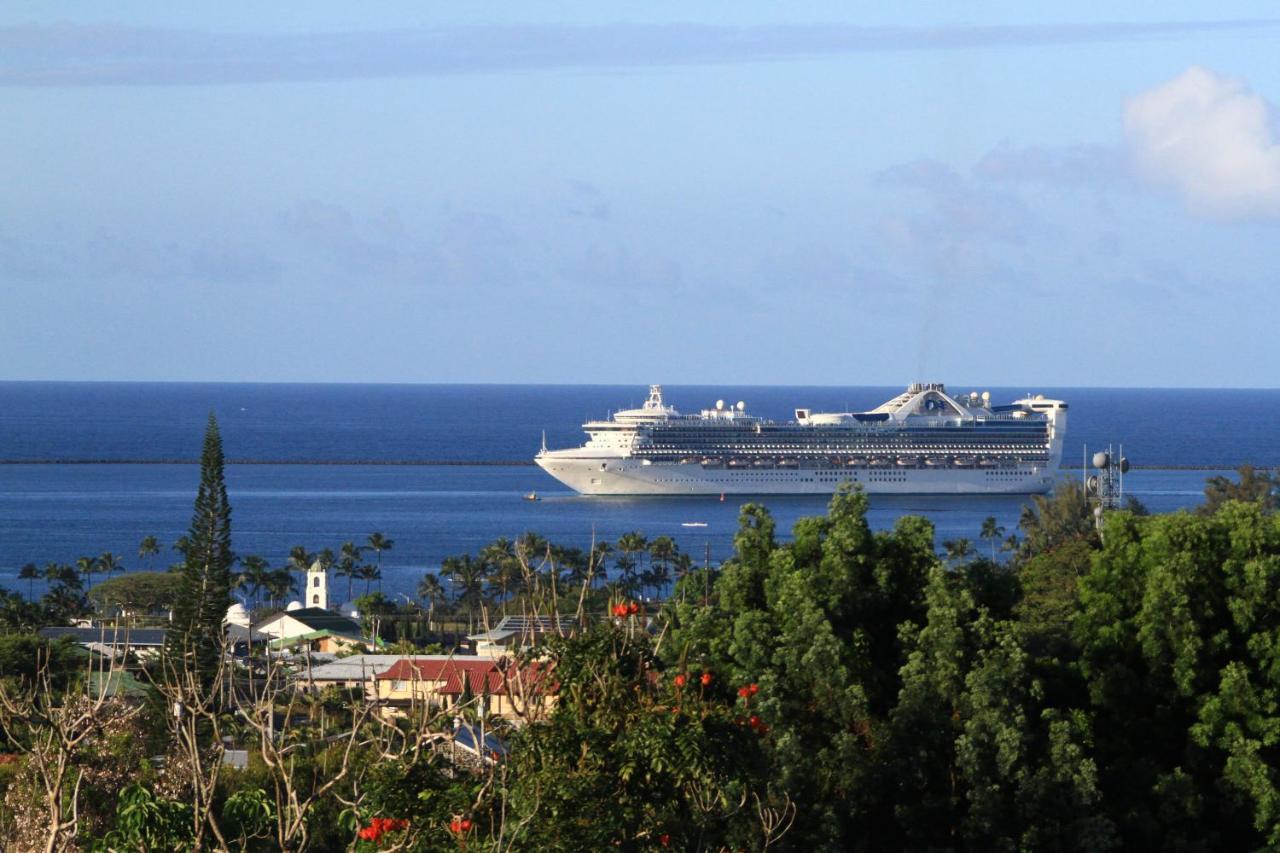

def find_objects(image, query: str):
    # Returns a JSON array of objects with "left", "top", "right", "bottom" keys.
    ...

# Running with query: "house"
[
  {"left": 466, "top": 614, "right": 577, "bottom": 656},
  {"left": 293, "top": 654, "right": 407, "bottom": 694},
  {"left": 39, "top": 626, "right": 167, "bottom": 659},
  {"left": 374, "top": 656, "right": 555, "bottom": 721},
  {"left": 256, "top": 606, "right": 366, "bottom": 654}
]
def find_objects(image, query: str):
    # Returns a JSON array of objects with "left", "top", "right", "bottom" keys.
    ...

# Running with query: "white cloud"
[{"left": 1124, "top": 66, "right": 1280, "bottom": 219}]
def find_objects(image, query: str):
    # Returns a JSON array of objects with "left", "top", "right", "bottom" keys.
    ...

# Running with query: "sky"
[{"left": 2, "top": 2, "right": 1279, "bottom": 387}]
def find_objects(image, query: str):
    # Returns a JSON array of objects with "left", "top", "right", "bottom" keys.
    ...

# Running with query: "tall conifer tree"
[{"left": 164, "top": 412, "right": 234, "bottom": 681}]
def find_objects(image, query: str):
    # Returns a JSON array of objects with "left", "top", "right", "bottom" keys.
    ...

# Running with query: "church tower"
[{"left": 307, "top": 559, "right": 329, "bottom": 610}]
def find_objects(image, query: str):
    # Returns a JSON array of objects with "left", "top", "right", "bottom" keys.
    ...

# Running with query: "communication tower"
[{"left": 1084, "top": 444, "right": 1130, "bottom": 529}]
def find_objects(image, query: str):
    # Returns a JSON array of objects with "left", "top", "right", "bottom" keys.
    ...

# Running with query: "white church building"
[{"left": 247, "top": 560, "right": 369, "bottom": 654}]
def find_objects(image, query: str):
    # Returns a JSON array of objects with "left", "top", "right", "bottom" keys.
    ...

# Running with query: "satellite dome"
[
  {"left": 338, "top": 601, "right": 361, "bottom": 619},
  {"left": 285, "top": 600, "right": 303, "bottom": 612},
  {"left": 736, "top": 401, "right": 746, "bottom": 411},
  {"left": 224, "top": 602, "right": 249, "bottom": 627},
  {"left": 715, "top": 399, "right": 725, "bottom": 410},
  {"left": 1092, "top": 451, "right": 1110, "bottom": 469}
]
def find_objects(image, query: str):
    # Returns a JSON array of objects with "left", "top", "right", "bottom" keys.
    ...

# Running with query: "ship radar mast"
[{"left": 644, "top": 384, "right": 665, "bottom": 410}]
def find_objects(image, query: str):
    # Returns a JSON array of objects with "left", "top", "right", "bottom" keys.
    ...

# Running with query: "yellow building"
[{"left": 375, "top": 656, "right": 555, "bottom": 721}]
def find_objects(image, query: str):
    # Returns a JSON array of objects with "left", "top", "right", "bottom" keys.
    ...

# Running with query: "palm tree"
[
  {"left": 589, "top": 541, "right": 613, "bottom": 589},
  {"left": 44, "top": 562, "right": 85, "bottom": 617},
  {"left": 443, "top": 554, "right": 488, "bottom": 632},
  {"left": 97, "top": 551, "right": 124, "bottom": 581},
  {"left": 238, "top": 555, "right": 272, "bottom": 609},
  {"left": 614, "top": 552, "right": 639, "bottom": 598},
  {"left": 673, "top": 553, "right": 694, "bottom": 603},
  {"left": 75, "top": 555, "right": 98, "bottom": 596},
  {"left": 366, "top": 532, "right": 394, "bottom": 593},
  {"left": 617, "top": 531, "right": 648, "bottom": 572},
  {"left": 357, "top": 564, "right": 381, "bottom": 598},
  {"left": 138, "top": 535, "right": 160, "bottom": 569},
  {"left": 648, "top": 536, "right": 677, "bottom": 598},
  {"left": 417, "top": 572, "right": 445, "bottom": 629},
  {"left": 556, "top": 546, "right": 590, "bottom": 588},
  {"left": 943, "top": 538, "right": 974, "bottom": 564},
  {"left": 481, "top": 537, "right": 522, "bottom": 611},
  {"left": 979, "top": 517, "right": 1006, "bottom": 561},
  {"left": 18, "top": 563, "right": 39, "bottom": 601},
  {"left": 336, "top": 541, "right": 364, "bottom": 604},
  {"left": 288, "top": 545, "right": 316, "bottom": 594},
  {"left": 265, "top": 568, "right": 295, "bottom": 609}
]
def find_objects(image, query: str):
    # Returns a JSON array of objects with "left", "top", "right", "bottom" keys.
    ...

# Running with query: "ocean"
[{"left": 1, "top": 382, "right": 1274, "bottom": 602}]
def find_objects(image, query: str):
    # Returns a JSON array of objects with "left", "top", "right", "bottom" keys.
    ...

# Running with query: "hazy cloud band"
[{"left": 2, "top": 20, "right": 1277, "bottom": 86}]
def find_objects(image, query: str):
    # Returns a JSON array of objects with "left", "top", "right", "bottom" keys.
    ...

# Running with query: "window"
[
  {"left": 313, "top": 576, "right": 321, "bottom": 587},
  {"left": 312, "top": 594, "right": 319, "bottom": 604}
]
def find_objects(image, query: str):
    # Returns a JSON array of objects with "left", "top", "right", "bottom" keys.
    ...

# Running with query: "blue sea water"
[{"left": 0, "top": 382, "right": 1275, "bottom": 602}]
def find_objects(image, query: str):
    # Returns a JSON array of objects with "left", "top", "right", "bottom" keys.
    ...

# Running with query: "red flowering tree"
[{"left": 501, "top": 622, "right": 777, "bottom": 850}]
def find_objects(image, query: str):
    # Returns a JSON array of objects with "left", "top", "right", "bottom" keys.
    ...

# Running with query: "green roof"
[{"left": 86, "top": 670, "right": 153, "bottom": 699}]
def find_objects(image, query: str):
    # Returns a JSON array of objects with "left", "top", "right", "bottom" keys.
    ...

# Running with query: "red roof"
[{"left": 378, "top": 657, "right": 555, "bottom": 697}]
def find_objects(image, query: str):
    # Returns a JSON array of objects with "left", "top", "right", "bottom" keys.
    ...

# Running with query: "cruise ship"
[{"left": 535, "top": 384, "right": 1066, "bottom": 495}]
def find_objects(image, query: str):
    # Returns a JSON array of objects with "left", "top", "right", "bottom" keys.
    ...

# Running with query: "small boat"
[
  {"left": 978, "top": 458, "right": 1000, "bottom": 468},
  {"left": 953, "top": 457, "right": 975, "bottom": 468},
  {"left": 896, "top": 456, "right": 921, "bottom": 467},
  {"left": 727, "top": 457, "right": 751, "bottom": 468},
  {"left": 679, "top": 456, "right": 700, "bottom": 465},
  {"left": 869, "top": 457, "right": 892, "bottom": 468},
  {"left": 681, "top": 522, "right": 708, "bottom": 528},
  {"left": 523, "top": 492, "right": 540, "bottom": 501},
  {"left": 700, "top": 457, "right": 725, "bottom": 468},
  {"left": 776, "top": 458, "right": 800, "bottom": 469},
  {"left": 752, "top": 457, "right": 776, "bottom": 468},
  {"left": 845, "top": 456, "right": 869, "bottom": 468},
  {"left": 924, "top": 457, "right": 946, "bottom": 467}
]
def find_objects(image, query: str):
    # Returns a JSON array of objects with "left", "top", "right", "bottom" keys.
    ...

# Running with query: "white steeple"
[{"left": 307, "top": 559, "right": 329, "bottom": 610}]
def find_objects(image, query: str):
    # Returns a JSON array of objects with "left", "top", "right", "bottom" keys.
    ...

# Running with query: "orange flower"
[
  {"left": 673, "top": 673, "right": 687, "bottom": 687},
  {"left": 700, "top": 672, "right": 712, "bottom": 686}
]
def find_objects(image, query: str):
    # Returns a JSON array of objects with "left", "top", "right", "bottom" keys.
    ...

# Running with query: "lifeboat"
[
  {"left": 700, "top": 457, "right": 725, "bottom": 468},
  {"left": 953, "top": 457, "right": 975, "bottom": 468},
  {"left": 845, "top": 456, "right": 869, "bottom": 468},
  {"left": 777, "top": 458, "right": 800, "bottom": 469},
  {"left": 679, "top": 456, "right": 700, "bottom": 465},
  {"left": 727, "top": 457, "right": 751, "bottom": 469},
  {"left": 896, "top": 456, "right": 921, "bottom": 467},
  {"left": 978, "top": 458, "right": 999, "bottom": 468},
  {"left": 869, "top": 457, "right": 892, "bottom": 468},
  {"left": 924, "top": 456, "right": 946, "bottom": 468},
  {"left": 752, "top": 457, "right": 776, "bottom": 468}
]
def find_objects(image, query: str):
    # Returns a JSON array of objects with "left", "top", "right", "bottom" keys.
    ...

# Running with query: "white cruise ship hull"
[{"left": 536, "top": 455, "right": 1058, "bottom": 496}]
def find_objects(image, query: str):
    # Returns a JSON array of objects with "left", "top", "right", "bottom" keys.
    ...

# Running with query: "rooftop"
[
  {"left": 40, "top": 626, "right": 167, "bottom": 646},
  {"left": 261, "top": 607, "right": 362, "bottom": 637},
  {"left": 466, "top": 614, "right": 576, "bottom": 643}
]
